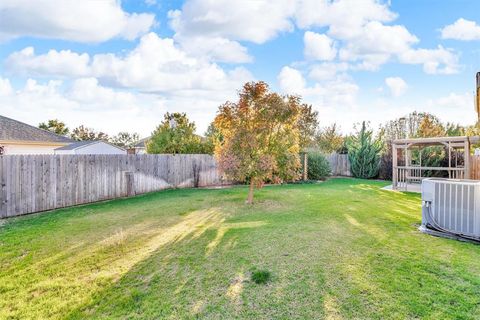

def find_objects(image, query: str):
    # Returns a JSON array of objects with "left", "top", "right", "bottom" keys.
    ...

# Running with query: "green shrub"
[
  {"left": 378, "top": 145, "right": 393, "bottom": 181},
  {"left": 347, "top": 122, "right": 382, "bottom": 179},
  {"left": 307, "top": 152, "right": 331, "bottom": 180},
  {"left": 251, "top": 269, "right": 271, "bottom": 284}
]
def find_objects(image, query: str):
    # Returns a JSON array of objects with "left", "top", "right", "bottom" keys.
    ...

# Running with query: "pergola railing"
[
  {"left": 392, "top": 136, "right": 479, "bottom": 191},
  {"left": 395, "top": 166, "right": 466, "bottom": 191}
]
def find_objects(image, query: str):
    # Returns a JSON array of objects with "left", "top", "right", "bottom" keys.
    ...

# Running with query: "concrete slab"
[{"left": 382, "top": 183, "right": 421, "bottom": 193}]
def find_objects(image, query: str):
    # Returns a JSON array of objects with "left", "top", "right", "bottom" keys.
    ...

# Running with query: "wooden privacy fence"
[
  {"left": 0, "top": 154, "right": 225, "bottom": 218},
  {"left": 470, "top": 155, "right": 480, "bottom": 179},
  {"left": 326, "top": 153, "right": 351, "bottom": 176}
]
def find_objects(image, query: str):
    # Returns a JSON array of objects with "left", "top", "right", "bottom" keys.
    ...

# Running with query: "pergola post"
[
  {"left": 392, "top": 142, "right": 398, "bottom": 190},
  {"left": 448, "top": 142, "right": 452, "bottom": 179},
  {"left": 465, "top": 139, "right": 470, "bottom": 179}
]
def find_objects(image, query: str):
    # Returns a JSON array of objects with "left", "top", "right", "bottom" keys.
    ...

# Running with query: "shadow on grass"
[
  {"left": 63, "top": 214, "right": 270, "bottom": 319},
  {"left": 0, "top": 185, "right": 249, "bottom": 316},
  {"left": 4, "top": 178, "right": 480, "bottom": 319},
  {"left": 0, "top": 204, "right": 234, "bottom": 318},
  {"left": 58, "top": 179, "right": 409, "bottom": 318}
]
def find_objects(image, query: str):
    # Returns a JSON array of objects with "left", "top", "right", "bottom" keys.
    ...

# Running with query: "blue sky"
[{"left": 0, "top": 0, "right": 479, "bottom": 136}]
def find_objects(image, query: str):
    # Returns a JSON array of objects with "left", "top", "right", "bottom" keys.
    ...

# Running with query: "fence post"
[
  {"left": 303, "top": 153, "right": 308, "bottom": 181},
  {"left": 125, "top": 171, "right": 135, "bottom": 197},
  {"left": 192, "top": 159, "right": 200, "bottom": 188},
  {"left": 0, "top": 156, "right": 5, "bottom": 218}
]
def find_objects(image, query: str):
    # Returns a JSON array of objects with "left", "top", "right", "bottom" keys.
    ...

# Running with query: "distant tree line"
[{"left": 38, "top": 120, "right": 139, "bottom": 149}]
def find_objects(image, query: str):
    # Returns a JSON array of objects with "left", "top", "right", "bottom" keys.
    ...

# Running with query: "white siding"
[
  {"left": 135, "top": 147, "right": 147, "bottom": 154},
  {"left": 2, "top": 143, "right": 65, "bottom": 155}
]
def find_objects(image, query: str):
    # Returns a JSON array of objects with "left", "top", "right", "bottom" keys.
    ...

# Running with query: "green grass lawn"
[{"left": 1, "top": 178, "right": 480, "bottom": 319}]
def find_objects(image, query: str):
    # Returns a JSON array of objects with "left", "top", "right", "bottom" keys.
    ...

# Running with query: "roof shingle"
[{"left": 0, "top": 115, "right": 73, "bottom": 143}]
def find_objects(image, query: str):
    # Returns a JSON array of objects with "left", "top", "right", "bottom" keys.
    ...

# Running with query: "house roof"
[
  {"left": 55, "top": 140, "right": 125, "bottom": 151},
  {"left": 134, "top": 136, "right": 150, "bottom": 148},
  {"left": 55, "top": 141, "right": 96, "bottom": 150},
  {"left": 0, "top": 115, "right": 73, "bottom": 143}
]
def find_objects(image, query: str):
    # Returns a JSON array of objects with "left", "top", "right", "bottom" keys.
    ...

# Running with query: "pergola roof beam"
[{"left": 393, "top": 136, "right": 472, "bottom": 144}]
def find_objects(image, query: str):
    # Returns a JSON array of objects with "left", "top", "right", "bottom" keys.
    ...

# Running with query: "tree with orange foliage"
[
  {"left": 214, "top": 81, "right": 302, "bottom": 204},
  {"left": 416, "top": 114, "right": 445, "bottom": 138}
]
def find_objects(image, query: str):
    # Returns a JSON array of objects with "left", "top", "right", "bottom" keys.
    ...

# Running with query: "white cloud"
[
  {"left": 174, "top": 35, "right": 252, "bottom": 63},
  {"left": 308, "top": 62, "right": 349, "bottom": 81},
  {"left": 275, "top": 65, "right": 471, "bottom": 132},
  {"left": 295, "top": 0, "right": 396, "bottom": 39},
  {"left": 398, "top": 46, "right": 460, "bottom": 75},
  {"left": 168, "top": 0, "right": 295, "bottom": 44},
  {"left": 0, "top": 77, "right": 13, "bottom": 96},
  {"left": 67, "top": 78, "right": 134, "bottom": 106},
  {"left": 427, "top": 93, "right": 476, "bottom": 124},
  {"left": 145, "top": 0, "right": 157, "bottom": 6},
  {"left": 1, "top": 0, "right": 471, "bottom": 136},
  {"left": 169, "top": 0, "right": 396, "bottom": 45},
  {"left": 90, "top": 33, "right": 253, "bottom": 93},
  {"left": 279, "top": 65, "right": 359, "bottom": 104},
  {"left": 297, "top": 1, "right": 460, "bottom": 74},
  {"left": 385, "top": 77, "right": 407, "bottom": 97},
  {"left": 0, "top": 76, "right": 245, "bottom": 136},
  {"left": 0, "top": 0, "right": 154, "bottom": 43},
  {"left": 338, "top": 21, "right": 418, "bottom": 66},
  {"left": 6, "top": 47, "right": 90, "bottom": 77},
  {"left": 6, "top": 33, "right": 254, "bottom": 94},
  {"left": 306, "top": 80, "right": 359, "bottom": 109},
  {"left": 167, "top": 0, "right": 295, "bottom": 63},
  {"left": 434, "top": 92, "right": 471, "bottom": 107},
  {"left": 166, "top": 0, "right": 461, "bottom": 73},
  {"left": 304, "top": 31, "right": 337, "bottom": 61},
  {"left": 366, "top": 92, "right": 476, "bottom": 133},
  {"left": 278, "top": 66, "right": 306, "bottom": 95},
  {"left": 296, "top": 1, "right": 458, "bottom": 74},
  {"left": 277, "top": 66, "right": 360, "bottom": 129},
  {"left": 441, "top": 18, "right": 480, "bottom": 41},
  {"left": 0, "top": 33, "right": 256, "bottom": 135},
  {"left": 366, "top": 92, "right": 477, "bottom": 131},
  {"left": 2, "top": 31, "right": 256, "bottom": 134},
  {"left": 167, "top": 0, "right": 395, "bottom": 64}
]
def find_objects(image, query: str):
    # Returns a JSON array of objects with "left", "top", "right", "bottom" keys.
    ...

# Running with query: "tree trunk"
[{"left": 246, "top": 179, "right": 255, "bottom": 204}]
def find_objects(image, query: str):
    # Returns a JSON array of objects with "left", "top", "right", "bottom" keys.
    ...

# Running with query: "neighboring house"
[
  {"left": 130, "top": 136, "right": 150, "bottom": 154},
  {"left": 54, "top": 141, "right": 126, "bottom": 155},
  {"left": 0, "top": 115, "right": 73, "bottom": 155}
]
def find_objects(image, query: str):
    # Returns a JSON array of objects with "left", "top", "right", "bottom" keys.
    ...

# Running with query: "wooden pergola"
[{"left": 392, "top": 136, "right": 480, "bottom": 191}]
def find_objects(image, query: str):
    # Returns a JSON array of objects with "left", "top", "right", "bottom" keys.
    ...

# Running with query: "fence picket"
[
  {"left": 326, "top": 153, "right": 351, "bottom": 176},
  {"left": 0, "top": 154, "right": 224, "bottom": 217}
]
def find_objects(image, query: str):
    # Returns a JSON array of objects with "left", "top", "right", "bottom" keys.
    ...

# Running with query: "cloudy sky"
[{"left": 0, "top": 0, "right": 479, "bottom": 137}]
